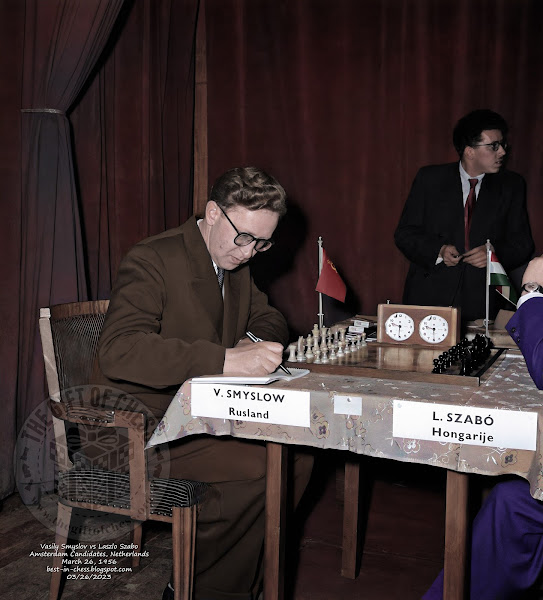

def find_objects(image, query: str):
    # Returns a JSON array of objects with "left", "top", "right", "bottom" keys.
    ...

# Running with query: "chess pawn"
[
  {"left": 313, "top": 348, "right": 322, "bottom": 364},
  {"left": 305, "top": 344, "right": 314, "bottom": 361},
  {"left": 321, "top": 347, "right": 329, "bottom": 363},
  {"left": 336, "top": 341, "right": 344, "bottom": 357},
  {"left": 296, "top": 347, "right": 307, "bottom": 362},
  {"left": 287, "top": 344, "right": 297, "bottom": 362},
  {"left": 329, "top": 346, "right": 337, "bottom": 360},
  {"left": 360, "top": 333, "right": 367, "bottom": 347}
]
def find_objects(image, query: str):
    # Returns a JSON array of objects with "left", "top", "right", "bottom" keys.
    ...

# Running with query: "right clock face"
[{"left": 419, "top": 315, "right": 449, "bottom": 344}]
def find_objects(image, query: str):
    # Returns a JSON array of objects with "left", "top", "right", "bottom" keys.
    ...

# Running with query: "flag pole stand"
[{"left": 317, "top": 237, "right": 324, "bottom": 329}]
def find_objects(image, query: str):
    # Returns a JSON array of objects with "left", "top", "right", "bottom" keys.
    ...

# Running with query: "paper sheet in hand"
[{"left": 191, "top": 367, "right": 310, "bottom": 385}]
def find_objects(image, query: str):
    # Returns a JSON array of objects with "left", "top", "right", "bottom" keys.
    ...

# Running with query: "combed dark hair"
[
  {"left": 452, "top": 109, "right": 508, "bottom": 157},
  {"left": 210, "top": 167, "right": 287, "bottom": 217}
]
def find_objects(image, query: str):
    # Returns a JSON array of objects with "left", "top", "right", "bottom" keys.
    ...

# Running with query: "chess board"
[{"left": 285, "top": 318, "right": 506, "bottom": 387}]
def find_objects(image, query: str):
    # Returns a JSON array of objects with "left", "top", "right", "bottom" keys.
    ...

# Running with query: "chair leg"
[
  {"left": 172, "top": 507, "right": 196, "bottom": 600},
  {"left": 131, "top": 521, "right": 143, "bottom": 569},
  {"left": 172, "top": 507, "right": 185, "bottom": 600},
  {"left": 49, "top": 502, "right": 73, "bottom": 600}
]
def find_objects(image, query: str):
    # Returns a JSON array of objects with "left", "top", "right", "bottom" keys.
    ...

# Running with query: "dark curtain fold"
[
  {"left": 70, "top": 0, "right": 199, "bottom": 298},
  {"left": 15, "top": 0, "right": 125, "bottom": 502},
  {"left": 206, "top": 0, "right": 543, "bottom": 337}
]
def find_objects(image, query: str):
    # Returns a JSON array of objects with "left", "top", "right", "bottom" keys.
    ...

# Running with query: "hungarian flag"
[
  {"left": 489, "top": 251, "right": 518, "bottom": 306},
  {"left": 316, "top": 248, "right": 347, "bottom": 302}
]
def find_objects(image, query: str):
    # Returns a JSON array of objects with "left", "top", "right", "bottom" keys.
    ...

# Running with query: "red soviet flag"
[{"left": 316, "top": 248, "right": 346, "bottom": 302}]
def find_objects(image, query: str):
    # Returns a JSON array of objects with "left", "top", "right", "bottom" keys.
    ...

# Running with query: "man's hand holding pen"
[{"left": 223, "top": 331, "right": 290, "bottom": 376}]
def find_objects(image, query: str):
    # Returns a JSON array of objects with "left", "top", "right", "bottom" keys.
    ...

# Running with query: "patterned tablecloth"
[{"left": 148, "top": 349, "right": 543, "bottom": 499}]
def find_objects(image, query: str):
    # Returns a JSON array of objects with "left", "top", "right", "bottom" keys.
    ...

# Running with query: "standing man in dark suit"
[
  {"left": 395, "top": 109, "right": 534, "bottom": 322},
  {"left": 97, "top": 167, "right": 313, "bottom": 600},
  {"left": 423, "top": 256, "right": 543, "bottom": 599}
]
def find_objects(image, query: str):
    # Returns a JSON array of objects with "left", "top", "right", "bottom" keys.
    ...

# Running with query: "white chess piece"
[{"left": 288, "top": 343, "right": 297, "bottom": 362}]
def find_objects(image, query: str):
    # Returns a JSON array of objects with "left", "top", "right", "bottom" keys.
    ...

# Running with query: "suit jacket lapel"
[
  {"left": 470, "top": 173, "right": 499, "bottom": 244},
  {"left": 184, "top": 218, "right": 224, "bottom": 339},
  {"left": 222, "top": 266, "right": 250, "bottom": 347}
]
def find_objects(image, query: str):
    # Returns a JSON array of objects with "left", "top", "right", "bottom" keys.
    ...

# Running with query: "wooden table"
[{"left": 148, "top": 349, "right": 543, "bottom": 600}]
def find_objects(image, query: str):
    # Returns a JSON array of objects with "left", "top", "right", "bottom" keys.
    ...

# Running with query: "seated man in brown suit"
[{"left": 97, "top": 167, "right": 313, "bottom": 600}]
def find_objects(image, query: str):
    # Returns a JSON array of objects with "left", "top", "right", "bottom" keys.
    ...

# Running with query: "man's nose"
[{"left": 240, "top": 243, "right": 256, "bottom": 258}]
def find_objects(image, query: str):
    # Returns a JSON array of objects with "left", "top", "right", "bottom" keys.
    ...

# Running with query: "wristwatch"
[{"left": 522, "top": 282, "right": 543, "bottom": 294}]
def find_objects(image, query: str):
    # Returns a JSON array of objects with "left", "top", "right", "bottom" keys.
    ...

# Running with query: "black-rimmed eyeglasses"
[
  {"left": 218, "top": 205, "right": 274, "bottom": 252},
  {"left": 471, "top": 140, "right": 508, "bottom": 152}
]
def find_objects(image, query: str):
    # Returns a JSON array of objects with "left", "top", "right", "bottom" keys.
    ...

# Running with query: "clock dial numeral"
[
  {"left": 418, "top": 315, "right": 449, "bottom": 344},
  {"left": 384, "top": 312, "right": 415, "bottom": 341}
]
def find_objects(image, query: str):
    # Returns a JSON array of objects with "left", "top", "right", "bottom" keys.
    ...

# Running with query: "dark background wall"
[{"left": 2, "top": 0, "right": 542, "bottom": 499}]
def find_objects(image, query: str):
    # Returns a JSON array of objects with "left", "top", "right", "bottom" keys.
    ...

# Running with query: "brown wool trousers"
[{"left": 159, "top": 435, "right": 314, "bottom": 600}]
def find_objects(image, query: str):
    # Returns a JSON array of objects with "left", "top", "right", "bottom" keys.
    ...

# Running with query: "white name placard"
[
  {"left": 393, "top": 400, "right": 538, "bottom": 451},
  {"left": 333, "top": 394, "right": 362, "bottom": 416},
  {"left": 191, "top": 383, "right": 310, "bottom": 427}
]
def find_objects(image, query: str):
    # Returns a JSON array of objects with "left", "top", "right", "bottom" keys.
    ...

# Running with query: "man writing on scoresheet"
[{"left": 97, "top": 167, "right": 313, "bottom": 600}]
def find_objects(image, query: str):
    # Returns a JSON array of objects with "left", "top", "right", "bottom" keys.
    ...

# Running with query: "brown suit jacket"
[{"left": 97, "top": 216, "right": 288, "bottom": 420}]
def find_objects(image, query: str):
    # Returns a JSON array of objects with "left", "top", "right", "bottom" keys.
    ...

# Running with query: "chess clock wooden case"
[{"left": 377, "top": 304, "right": 460, "bottom": 347}]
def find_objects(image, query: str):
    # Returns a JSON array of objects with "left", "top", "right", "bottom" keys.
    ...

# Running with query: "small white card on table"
[{"left": 333, "top": 394, "right": 362, "bottom": 416}]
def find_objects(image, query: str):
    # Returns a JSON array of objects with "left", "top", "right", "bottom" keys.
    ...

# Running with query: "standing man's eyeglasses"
[
  {"left": 471, "top": 140, "right": 508, "bottom": 152},
  {"left": 218, "top": 205, "right": 275, "bottom": 252}
]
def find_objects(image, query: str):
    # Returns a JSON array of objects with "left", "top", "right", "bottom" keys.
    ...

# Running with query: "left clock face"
[{"left": 384, "top": 312, "right": 415, "bottom": 341}]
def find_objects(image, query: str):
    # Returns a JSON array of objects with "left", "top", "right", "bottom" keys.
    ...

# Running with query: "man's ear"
[
  {"left": 205, "top": 201, "right": 220, "bottom": 225},
  {"left": 463, "top": 146, "right": 475, "bottom": 161}
]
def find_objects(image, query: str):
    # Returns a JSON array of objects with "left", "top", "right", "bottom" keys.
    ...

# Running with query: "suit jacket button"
[{"left": 511, "top": 327, "right": 516, "bottom": 332}]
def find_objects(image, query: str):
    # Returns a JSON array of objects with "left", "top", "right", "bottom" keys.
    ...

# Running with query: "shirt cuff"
[{"left": 517, "top": 292, "right": 543, "bottom": 308}]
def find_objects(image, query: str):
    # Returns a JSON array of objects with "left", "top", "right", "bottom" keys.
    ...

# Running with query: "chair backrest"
[{"left": 39, "top": 300, "right": 110, "bottom": 402}]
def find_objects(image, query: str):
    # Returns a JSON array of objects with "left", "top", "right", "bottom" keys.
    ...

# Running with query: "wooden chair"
[{"left": 39, "top": 300, "right": 209, "bottom": 600}]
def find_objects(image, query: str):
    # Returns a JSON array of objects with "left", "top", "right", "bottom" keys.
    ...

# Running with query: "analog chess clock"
[{"left": 377, "top": 304, "right": 460, "bottom": 347}]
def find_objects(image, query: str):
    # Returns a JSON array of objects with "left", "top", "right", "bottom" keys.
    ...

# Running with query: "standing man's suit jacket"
[
  {"left": 395, "top": 163, "right": 534, "bottom": 321},
  {"left": 97, "top": 216, "right": 288, "bottom": 420},
  {"left": 506, "top": 297, "right": 543, "bottom": 390}
]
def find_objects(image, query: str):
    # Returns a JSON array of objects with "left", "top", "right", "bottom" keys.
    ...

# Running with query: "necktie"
[
  {"left": 216, "top": 267, "right": 225, "bottom": 289},
  {"left": 464, "top": 178, "right": 478, "bottom": 251}
]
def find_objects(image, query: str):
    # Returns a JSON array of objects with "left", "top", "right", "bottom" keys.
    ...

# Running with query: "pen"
[{"left": 245, "top": 331, "right": 292, "bottom": 375}]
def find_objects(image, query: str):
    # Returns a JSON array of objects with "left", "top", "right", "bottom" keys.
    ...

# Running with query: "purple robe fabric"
[{"left": 424, "top": 297, "right": 543, "bottom": 599}]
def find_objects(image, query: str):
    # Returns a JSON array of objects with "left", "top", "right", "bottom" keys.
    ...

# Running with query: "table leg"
[
  {"left": 444, "top": 470, "right": 469, "bottom": 600},
  {"left": 341, "top": 458, "right": 360, "bottom": 578},
  {"left": 264, "top": 442, "right": 287, "bottom": 600}
]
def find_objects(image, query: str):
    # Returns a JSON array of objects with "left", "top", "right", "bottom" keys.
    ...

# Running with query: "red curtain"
[
  {"left": 206, "top": 0, "right": 543, "bottom": 336},
  {"left": 71, "top": 0, "right": 199, "bottom": 299},
  {"left": 14, "top": 0, "right": 125, "bottom": 502}
]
